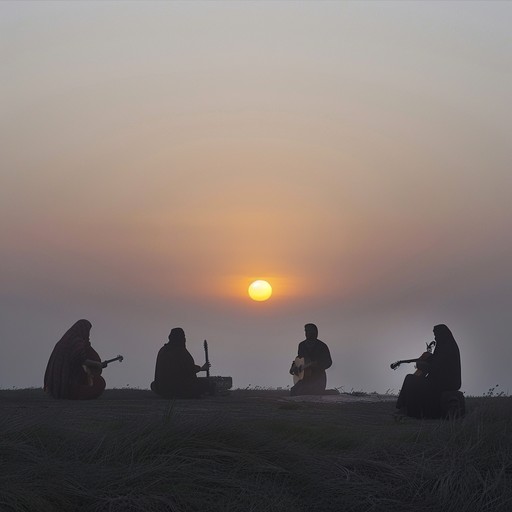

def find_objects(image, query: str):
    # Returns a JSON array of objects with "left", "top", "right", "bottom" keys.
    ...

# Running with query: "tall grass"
[{"left": 0, "top": 390, "right": 511, "bottom": 511}]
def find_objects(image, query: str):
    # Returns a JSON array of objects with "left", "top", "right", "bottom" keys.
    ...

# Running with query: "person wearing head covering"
[
  {"left": 395, "top": 324, "right": 462, "bottom": 418},
  {"left": 44, "top": 319, "right": 106, "bottom": 400},
  {"left": 289, "top": 323, "right": 332, "bottom": 396},
  {"left": 150, "top": 327, "right": 213, "bottom": 399}
]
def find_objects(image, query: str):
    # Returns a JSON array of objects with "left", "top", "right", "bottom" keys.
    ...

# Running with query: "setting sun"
[{"left": 248, "top": 280, "right": 273, "bottom": 301}]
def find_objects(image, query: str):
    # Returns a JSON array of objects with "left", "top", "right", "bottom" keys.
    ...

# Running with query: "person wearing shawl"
[
  {"left": 289, "top": 323, "right": 333, "bottom": 396},
  {"left": 150, "top": 327, "right": 213, "bottom": 399},
  {"left": 395, "top": 324, "right": 462, "bottom": 418},
  {"left": 44, "top": 319, "right": 106, "bottom": 400}
]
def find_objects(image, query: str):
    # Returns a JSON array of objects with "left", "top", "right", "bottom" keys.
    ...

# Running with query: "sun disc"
[{"left": 248, "top": 280, "right": 272, "bottom": 301}]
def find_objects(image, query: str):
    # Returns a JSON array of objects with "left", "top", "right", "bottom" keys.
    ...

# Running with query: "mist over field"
[{"left": 1, "top": 1, "right": 511, "bottom": 396}]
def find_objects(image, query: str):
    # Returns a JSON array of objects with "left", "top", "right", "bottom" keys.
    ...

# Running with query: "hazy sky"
[{"left": 1, "top": 1, "right": 511, "bottom": 396}]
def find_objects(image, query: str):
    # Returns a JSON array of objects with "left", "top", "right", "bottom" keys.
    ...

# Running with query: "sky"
[{"left": 1, "top": 1, "right": 511, "bottom": 396}]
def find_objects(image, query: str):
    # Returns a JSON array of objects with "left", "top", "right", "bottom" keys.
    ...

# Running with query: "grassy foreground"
[{"left": 0, "top": 389, "right": 511, "bottom": 512}]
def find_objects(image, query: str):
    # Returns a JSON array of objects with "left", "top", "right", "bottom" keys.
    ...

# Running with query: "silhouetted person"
[
  {"left": 289, "top": 323, "right": 332, "bottom": 396},
  {"left": 151, "top": 327, "right": 214, "bottom": 399},
  {"left": 44, "top": 319, "right": 106, "bottom": 400},
  {"left": 396, "top": 324, "right": 462, "bottom": 418}
]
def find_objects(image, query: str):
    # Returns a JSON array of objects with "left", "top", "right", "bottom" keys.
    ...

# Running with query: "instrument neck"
[{"left": 204, "top": 340, "right": 210, "bottom": 378}]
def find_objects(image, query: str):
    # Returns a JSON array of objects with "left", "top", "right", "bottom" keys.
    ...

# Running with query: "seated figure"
[
  {"left": 44, "top": 319, "right": 105, "bottom": 400},
  {"left": 289, "top": 323, "right": 332, "bottom": 396},
  {"left": 396, "top": 324, "right": 463, "bottom": 419},
  {"left": 151, "top": 327, "right": 214, "bottom": 399}
]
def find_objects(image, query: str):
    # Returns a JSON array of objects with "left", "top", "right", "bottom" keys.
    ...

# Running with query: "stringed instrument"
[
  {"left": 390, "top": 341, "right": 435, "bottom": 376},
  {"left": 201, "top": 340, "right": 232, "bottom": 394},
  {"left": 83, "top": 355, "right": 124, "bottom": 386},
  {"left": 291, "top": 357, "right": 314, "bottom": 384},
  {"left": 204, "top": 339, "right": 210, "bottom": 378}
]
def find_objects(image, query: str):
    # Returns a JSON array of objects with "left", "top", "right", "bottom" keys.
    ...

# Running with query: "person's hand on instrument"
[{"left": 83, "top": 359, "right": 103, "bottom": 374}]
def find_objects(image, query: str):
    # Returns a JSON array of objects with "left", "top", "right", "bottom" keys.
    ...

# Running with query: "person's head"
[
  {"left": 304, "top": 323, "right": 318, "bottom": 341},
  {"left": 168, "top": 327, "right": 186, "bottom": 345},
  {"left": 56, "top": 319, "right": 92, "bottom": 347},
  {"left": 67, "top": 319, "right": 92, "bottom": 341},
  {"left": 433, "top": 324, "right": 454, "bottom": 344}
]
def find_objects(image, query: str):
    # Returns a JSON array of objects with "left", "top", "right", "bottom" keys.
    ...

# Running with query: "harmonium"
[
  {"left": 198, "top": 376, "right": 233, "bottom": 395},
  {"left": 210, "top": 376, "right": 232, "bottom": 395}
]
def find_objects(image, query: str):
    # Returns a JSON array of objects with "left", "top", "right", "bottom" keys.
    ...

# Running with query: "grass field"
[{"left": 1, "top": 388, "right": 511, "bottom": 512}]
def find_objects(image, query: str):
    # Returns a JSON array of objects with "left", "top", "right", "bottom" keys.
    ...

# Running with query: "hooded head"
[
  {"left": 168, "top": 327, "right": 186, "bottom": 347},
  {"left": 433, "top": 324, "right": 456, "bottom": 346},
  {"left": 304, "top": 323, "right": 318, "bottom": 341},
  {"left": 60, "top": 319, "right": 92, "bottom": 345}
]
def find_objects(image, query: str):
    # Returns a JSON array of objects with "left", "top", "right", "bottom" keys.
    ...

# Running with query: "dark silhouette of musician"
[
  {"left": 150, "top": 327, "right": 214, "bottom": 399},
  {"left": 44, "top": 319, "right": 106, "bottom": 400},
  {"left": 289, "top": 323, "right": 332, "bottom": 396},
  {"left": 395, "top": 324, "right": 462, "bottom": 418}
]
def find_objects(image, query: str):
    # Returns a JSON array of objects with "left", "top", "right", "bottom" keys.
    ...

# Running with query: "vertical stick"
[{"left": 204, "top": 339, "right": 210, "bottom": 378}]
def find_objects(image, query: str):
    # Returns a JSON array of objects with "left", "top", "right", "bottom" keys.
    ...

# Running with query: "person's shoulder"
[
  {"left": 157, "top": 344, "right": 170, "bottom": 354},
  {"left": 317, "top": 339, "right": 330, "bottom": 348}
]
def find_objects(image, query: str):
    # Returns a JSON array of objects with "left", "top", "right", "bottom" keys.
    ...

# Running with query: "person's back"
[
  {"left": 151, "top": 328, "right": 212, "bottom": 399},
  {"left": 425, "top": 325, "right": 461, "bottom": 392},
  {"left": 152, "top": 338, "right": 198, "bottom": 397},
  {"left": 44, "top": 319, "right": 105, "bottom": 400}
]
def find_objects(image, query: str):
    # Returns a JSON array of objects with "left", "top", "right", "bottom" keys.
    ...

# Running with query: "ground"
[{"left": 1, "top": 388, "right": 511, "bottom": 511}]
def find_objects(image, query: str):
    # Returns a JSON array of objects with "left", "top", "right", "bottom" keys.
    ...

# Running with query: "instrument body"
[
  {"left": 291, "top": 356, "right": 314, "bottom": 384},
  {"left": 83, "top": 355, "right": 123, "bottom": 387},
  {"left": 390, "top": 341, "right": 436, "bottom": 376},
  {"left": 413, "top": 348, "right": 433, "bottom": 377}
]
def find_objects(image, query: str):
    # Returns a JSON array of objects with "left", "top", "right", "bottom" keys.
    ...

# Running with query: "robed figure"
[
  {"left": 151, "top": 327, "right": 213, "bottom": 399},
  {"left": 289, "top": 323, "right": 332, "bottom": 396},
  {"left": 44, "top": 319, "right": 106, "bottom": 400},
  {"left": 396, "top": 324, "right": 462, "bottom": 418}
]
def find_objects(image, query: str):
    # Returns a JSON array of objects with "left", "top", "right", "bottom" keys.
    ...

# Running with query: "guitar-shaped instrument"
[
  {"left": 83, "top": 355, "right": 124, "bottom": 386},
  {"left": 291, "top": 357, "right": 314, "bottom": 384},
  {"left": 390, "top": 341, "right": 435, "bottom": 376}
]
